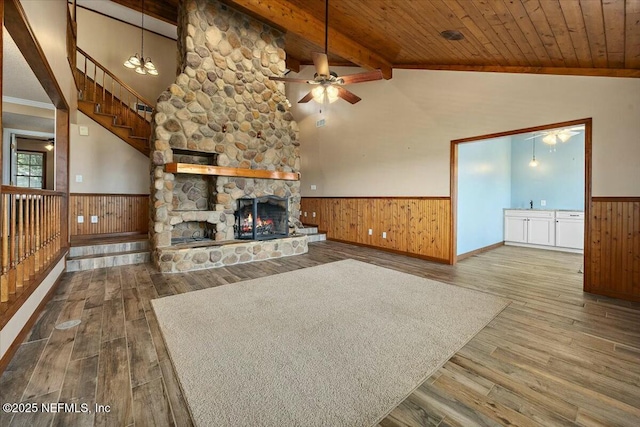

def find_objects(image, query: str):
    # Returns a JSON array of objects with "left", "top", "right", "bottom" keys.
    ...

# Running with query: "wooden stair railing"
[
  {"left": 0, "top": 187, "right": 65, "bottom": 327},
  {"left": 73, "top": 47, "right": 153, "bottom": 156}
]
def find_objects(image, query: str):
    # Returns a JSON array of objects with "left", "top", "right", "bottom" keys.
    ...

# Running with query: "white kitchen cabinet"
[
  {"left": 555, "top": 211, "right": 584, "bottom": 250},
  {"left": 504, "top": 210, "right": 555, "bottom": 246}
]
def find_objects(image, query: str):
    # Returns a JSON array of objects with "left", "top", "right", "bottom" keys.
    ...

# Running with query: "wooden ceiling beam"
[
  {"left": 110, "top": 0, "right": 179, "bottom": 25},
  {"left": 395, "top": 64, "right": 640, "bottom": 78},
  {"left": 221, "top": 0, "right": 393, "bottom": 79},
  {"left": 285, "top": 55, "right": 301, "bottom": 73}
]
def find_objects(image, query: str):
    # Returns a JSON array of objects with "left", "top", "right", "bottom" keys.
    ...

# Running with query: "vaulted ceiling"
[{"left": 111, "top": 0, "right": 640, "bottom": 79}]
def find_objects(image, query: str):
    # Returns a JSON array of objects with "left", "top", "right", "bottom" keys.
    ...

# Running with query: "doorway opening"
[{"left": 450, "top": 118, "right": 592, "bottom": 289}]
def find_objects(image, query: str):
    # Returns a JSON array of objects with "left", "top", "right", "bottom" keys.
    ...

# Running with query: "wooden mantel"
[{"left": 165, "top": 163, "right": 300, "bottom": 181}]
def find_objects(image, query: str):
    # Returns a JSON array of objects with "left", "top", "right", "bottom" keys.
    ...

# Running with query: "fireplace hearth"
[{"left": 236, "top": 197, "right": 289, "bottom": 240}]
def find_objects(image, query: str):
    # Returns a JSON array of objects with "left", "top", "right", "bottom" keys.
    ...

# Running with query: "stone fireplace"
[{"left": 149, "top": 0, "right": 307, "bottom": 272}]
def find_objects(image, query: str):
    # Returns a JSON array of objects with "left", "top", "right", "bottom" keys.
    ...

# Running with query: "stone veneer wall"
[{"left": 149, "top": 0, "right": 303, "bottom": 269}]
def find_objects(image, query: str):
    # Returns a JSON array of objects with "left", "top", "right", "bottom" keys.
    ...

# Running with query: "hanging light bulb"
[{"left": 529, "top": 136, "right": 539, "bottom": 167}]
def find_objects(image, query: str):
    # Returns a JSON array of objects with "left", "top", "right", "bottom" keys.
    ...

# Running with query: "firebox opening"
[
  {"left": 171, "top": 221, "right": 215, "bottom": 245},
  {"left": 235, "top": 196, "right": 289, "bottom": 240}
]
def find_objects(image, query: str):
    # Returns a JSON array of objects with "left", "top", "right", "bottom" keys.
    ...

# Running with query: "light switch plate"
[
  {"left": 77, "top": 215, "right": 84, "bottom": 224},
  {"left": 368, "top": 229, "right": 373, "bottom": 235},
  {"left": 79, "top": 126, "right": 89, "bottom": 136},
  {"left": 310, "top": 185, "right": 317, "bottom": 190},
  {"left": 75, "top": 175, "right": 83, "bottom": 183},
  {"left": 382, "top": 231, "right": 387, "bottom": 239},
  {"left": 91, "top": 215, "right": 98, "bottom": 223},
  {"left": 541, "top": 200, "right": 546, "bottom": 206}
]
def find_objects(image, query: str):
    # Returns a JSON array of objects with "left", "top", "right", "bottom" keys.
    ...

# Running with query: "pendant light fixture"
[
  {"left": 529, "top": 135, "right": 539, "bottom": 168},
  {"left": 123, "top": 0, "right": 158, "bottom": 76}
]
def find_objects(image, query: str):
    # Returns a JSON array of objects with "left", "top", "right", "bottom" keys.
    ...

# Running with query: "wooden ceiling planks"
[
  {"left": 538, "top": 0, "right": 580, "bottom": 68},
  {"left": 602, "top": 0, "right": 626, "bottom": 68},
  {"left": 559, "top": 0, "right": 595, "bottom": 68},
  {"left": 626, "top": 0, "right": 640, "bottom": 68},
  {"left": 114, "top": 0, "right": 640, "bottom": 77}
]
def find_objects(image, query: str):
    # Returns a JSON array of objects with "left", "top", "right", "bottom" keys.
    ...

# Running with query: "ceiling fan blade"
[
  {"left": 269, "top": 76, "right": 313, "bottom": 83},
  {"left": 336, "top": 87, "right": 361, "bottom": 104},
  {"left": 312, "top": 52, "right": 330, "bottom": 76},
  {"left": 339, "top": 69, "right": 383, "bottom": 85},
  {"left": 298, "top": 91, "right": 314, "bottom": 103}
]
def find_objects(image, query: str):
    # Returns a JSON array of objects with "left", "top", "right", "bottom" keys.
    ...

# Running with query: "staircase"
[
  {"left": 74, "top": 48, "right": 152, "bottom": 156},
  {"left": 67, "top": 235, "right": 150, "bottom": 272}
]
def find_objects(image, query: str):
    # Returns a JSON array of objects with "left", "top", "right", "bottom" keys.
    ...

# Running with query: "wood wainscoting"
[
  {"left": 586, "top": 197, "right": 640, "bottom": 302},
  {"left": 70, "top": 193, "right": 148, "bottom": 237},
  {"left": 301, "top": 197, "right": 451, "bottom": 263}
]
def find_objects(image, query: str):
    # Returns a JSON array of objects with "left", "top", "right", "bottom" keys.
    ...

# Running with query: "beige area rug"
[{"left": 152, "top": 259, "right": 509, "bottom": 427}]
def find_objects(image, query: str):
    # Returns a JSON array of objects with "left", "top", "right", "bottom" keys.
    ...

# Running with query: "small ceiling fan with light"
[
  {"left": 525, "top": 126, "right": 584, "bottom": 145},
  {"left": 269, "top": 0, "right": 383, "bottom": 104}
]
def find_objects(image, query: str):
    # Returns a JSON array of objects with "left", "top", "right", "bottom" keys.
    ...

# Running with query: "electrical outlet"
[
  {"left": 382, "top": 231, "right": 387, "bottom": 239},
  {"left": 310, "top": 185, "right": 317, "bottom": 190},
  {"left": 91, "top": 215, "right": 98, "bottom": 224},
  {"left": 304, "top": 211, "right": 307, "bottom": 217},
  {"left": 312, "top": 212, "right": 316, "bottom": 218},
  {"left": 540, "top": 200, "right": 546, "bottom": 206},
  {"left": 368, "top": 229, "right": 373, "bottom": 236},
  {"left": 77, "top": 215, "right": 84, "bottom": 224}
]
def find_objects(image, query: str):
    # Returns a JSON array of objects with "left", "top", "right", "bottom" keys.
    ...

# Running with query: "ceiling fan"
[
  {"left": 525, "top": 126, "right": 584, "bottom": 145},
  {"left": 268, "top": 0, "right": 383, "bottom": 104}
]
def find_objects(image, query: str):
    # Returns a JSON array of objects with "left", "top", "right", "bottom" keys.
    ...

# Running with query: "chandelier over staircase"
[{"left": 123, "top": 0, "right": 157, "bottom": 76}]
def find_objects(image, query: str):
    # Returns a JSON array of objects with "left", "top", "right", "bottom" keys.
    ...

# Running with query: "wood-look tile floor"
[{"left": 2, "top": 242, "right": 639, "bottom": 426}]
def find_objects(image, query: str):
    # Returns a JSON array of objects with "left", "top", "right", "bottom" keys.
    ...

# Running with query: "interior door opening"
[{"left": 450, "top": 118, "right": 592, "bottom": 289}]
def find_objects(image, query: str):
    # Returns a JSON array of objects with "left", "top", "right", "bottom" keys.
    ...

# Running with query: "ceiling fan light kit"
[
  {"left": 525, "top": 126, "right": 584, "bottom": 146},
  {"left": 268, "top": 0, "right": 382, "bottom": 104}
]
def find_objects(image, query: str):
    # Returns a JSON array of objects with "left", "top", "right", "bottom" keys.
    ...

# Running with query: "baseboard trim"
[
  {"left": 584, "top": 288, "right": 640, "bottom": 303},
  {"left": 0, "top": 258, "right": 66, "bottom": 374},
  {"left": 326, "top": 237, "right": 450, "bottom": 264},
  {"left": 0, "top": 250, "right": 68, "bottom": 329},
  {"left": 457, "top": 242, "right": 504, "bottom": 262},
  {"left": 504, "top": 242, "right": 583, "bottom": 254}
]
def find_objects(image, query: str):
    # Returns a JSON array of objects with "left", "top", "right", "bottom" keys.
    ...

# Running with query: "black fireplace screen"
[{"left": 235, "top": 197, "right": 289, "bottom": 240}]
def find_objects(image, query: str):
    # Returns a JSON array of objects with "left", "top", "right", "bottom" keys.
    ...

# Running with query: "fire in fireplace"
[{"left": 235, "top": 197, "right": 289, "bottom": 240}]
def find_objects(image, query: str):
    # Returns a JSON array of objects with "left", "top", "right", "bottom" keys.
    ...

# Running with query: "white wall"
[
  {"left": 76, "top": 7, "right": 177, "bottom": 104},
  {"left": 290, "top": 67, "right": 640, "bottom": 197},
  {"left": 457, "top": 137, "right": 511, "bottom": 255},
  {"left": 19, "top": 0, "right": 77, "bottom": 114},
  {"left": 70, "top": 112, "right": 149, "bottom": 194}
]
